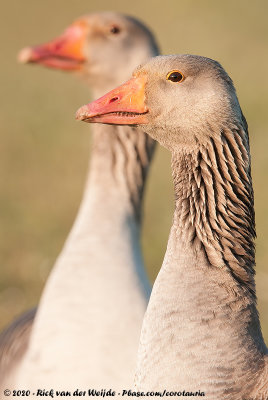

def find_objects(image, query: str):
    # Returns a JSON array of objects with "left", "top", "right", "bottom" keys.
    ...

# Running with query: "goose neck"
[
  {"left": 87, "top": 123, "right": 155, "bottom": 223},
  {"left": 170, "top": 122, "right": 256, "bottom": 300}
]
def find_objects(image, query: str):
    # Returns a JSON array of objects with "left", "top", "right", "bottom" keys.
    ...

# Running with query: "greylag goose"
[
  {"left": 1, "top": 13, "right": 158, "bottom": 391},
  {"left": 0, "top": 309, "right": 35, "bottom": 392},
  {"left": 76, "top": 54, "right": 268, "bottom": 399}
]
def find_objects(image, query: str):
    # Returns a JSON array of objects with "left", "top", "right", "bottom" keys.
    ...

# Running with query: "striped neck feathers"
[
  {"left": 171, "top": 118, "right": 256, "bottom": 298},
  {"left": 90, "top": 124, "right": 156, "bottom": 222}
]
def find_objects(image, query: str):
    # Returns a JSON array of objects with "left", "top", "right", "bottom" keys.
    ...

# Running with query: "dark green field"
[{"left": 1, "top": 0, "right": 268, "bottom": 341}]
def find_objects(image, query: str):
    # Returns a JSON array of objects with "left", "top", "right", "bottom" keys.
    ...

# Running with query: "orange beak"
[
  {"left": 76, "top": 75, "right": 149, "bottom": 125},
  {"left": 18, "top": 20, "right": 87, "bottom": 71}
]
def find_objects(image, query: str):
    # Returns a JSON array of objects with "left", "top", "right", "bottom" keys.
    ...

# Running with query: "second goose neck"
[{"left": 88, "top": 123, "right": 155, "bottom": 223}]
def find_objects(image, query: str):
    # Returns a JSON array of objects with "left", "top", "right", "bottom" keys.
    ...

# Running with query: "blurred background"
[{"left": 1, "top": 0, "right": 268, "bottom": 340}]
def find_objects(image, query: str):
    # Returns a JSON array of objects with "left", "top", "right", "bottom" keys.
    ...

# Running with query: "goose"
[
  {"left": 0, "top": 309, "right": 35, "bottom": 391},
  {"left": 1, "top": 13, "right": 159, "bottom": 391},
  {"left": 76, "top": 54, "right": 268, "bottom": 399}
]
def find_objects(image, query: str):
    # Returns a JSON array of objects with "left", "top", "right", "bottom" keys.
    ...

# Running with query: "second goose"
[{"left": 1, "top": 13, "right": 159, "bottom": 391}]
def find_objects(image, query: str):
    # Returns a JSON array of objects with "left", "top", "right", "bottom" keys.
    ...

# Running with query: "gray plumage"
[
  {"left": 0, "top": 309, "right": 35, "bottom": 388},
  {"left": 81, "top": 54, "right": 268, "bottom": 399},
  {"left": 133, "top": 55, "right": 268, "bottom": 399}
]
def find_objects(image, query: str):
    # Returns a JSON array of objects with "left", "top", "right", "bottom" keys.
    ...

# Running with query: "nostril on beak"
[{"left": 109, "top": 96, "right": 119, "bottom": 104}]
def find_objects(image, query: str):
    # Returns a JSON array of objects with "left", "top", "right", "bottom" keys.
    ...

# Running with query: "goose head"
[
  {"left": 76, "top": 54, "right": 243, "bottom": 151},
  {"left": 18, "top": 12, "right": 159, "bottom": 92}
]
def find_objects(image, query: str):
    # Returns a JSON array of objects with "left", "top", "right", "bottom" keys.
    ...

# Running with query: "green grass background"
[{"left": 1, "top": 0, "right": 268, "bottom": 341}]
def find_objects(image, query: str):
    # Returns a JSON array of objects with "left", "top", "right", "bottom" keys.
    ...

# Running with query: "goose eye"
[
  {"left": 166, "top": 70, "right": 184, "bottom": 83},
  {"left": 110, "top": 26, "right": 121, "bottom": 34}
]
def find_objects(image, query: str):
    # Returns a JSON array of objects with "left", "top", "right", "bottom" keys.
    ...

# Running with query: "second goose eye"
[
  {"left": 110, "top": 25, "right": 121, "bottom": 34},
  {"left": 166, "top": 70, "right": 184, "bottom": 83}
]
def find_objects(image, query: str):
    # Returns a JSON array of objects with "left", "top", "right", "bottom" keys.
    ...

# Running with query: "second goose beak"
[{"left": 18, "top": 20, "right": 87, "bottom": 71}]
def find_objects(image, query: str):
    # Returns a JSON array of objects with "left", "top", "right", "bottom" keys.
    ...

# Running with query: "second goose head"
[{"left": 18, "top": 12, "right": 159, "bottom": 93}]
